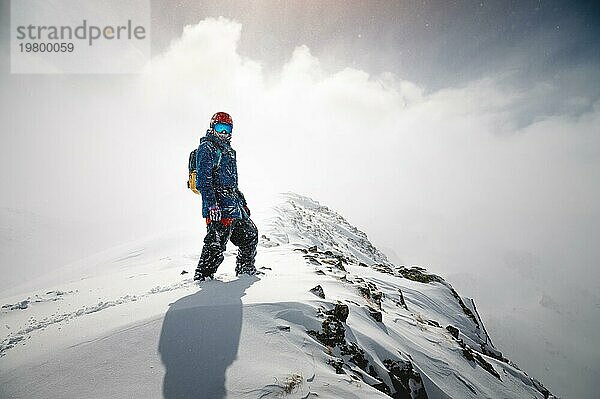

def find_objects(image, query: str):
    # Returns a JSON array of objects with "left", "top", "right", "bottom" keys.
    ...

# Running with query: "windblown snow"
[{"left": 0, "top": 193, "right": 556, "bottom": 399}]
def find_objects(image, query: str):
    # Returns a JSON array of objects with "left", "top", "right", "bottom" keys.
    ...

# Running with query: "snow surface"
[{"left": 0, "top": 193, "right": 556, "bottom": 398}]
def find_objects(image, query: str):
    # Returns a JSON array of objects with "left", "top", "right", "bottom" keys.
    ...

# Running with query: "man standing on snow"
[{"left": 193, "top": 112, "right": 258, "bottom": 281}]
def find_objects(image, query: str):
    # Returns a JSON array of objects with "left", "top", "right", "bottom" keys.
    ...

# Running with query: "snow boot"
[
  {"left": 231, "top": 219, "right": 258, "bottom": 276},
  {"left": 196, "top": 221, "right": 230, "bottom": 280},
  {"left": 194, "top": 268, "right": 214, "bottom": 282}
]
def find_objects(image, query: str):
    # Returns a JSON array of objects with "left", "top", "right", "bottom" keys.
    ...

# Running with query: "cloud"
[
  {"left": 143, "top": 17, "right": 263, "bottom": 114},
  {"left": 138, "top": 18, "right": 600, "bottom": 263}
]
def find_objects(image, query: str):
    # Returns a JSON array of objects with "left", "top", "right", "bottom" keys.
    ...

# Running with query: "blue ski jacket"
[{"left": 195, "top": 131, "right": 248, "bottom": 219}]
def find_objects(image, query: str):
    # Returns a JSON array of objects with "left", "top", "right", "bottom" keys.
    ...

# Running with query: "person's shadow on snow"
[{"left": 158, "top": 276, "right": 257, "bottom": 399}]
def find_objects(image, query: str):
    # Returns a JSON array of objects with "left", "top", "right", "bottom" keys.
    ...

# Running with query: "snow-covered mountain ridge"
[{"left": 0, "top": 193, "right": 556, "bottom": 398}]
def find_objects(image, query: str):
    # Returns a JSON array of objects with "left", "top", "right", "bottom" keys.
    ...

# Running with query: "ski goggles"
[{"left": 213, "top": 122, "right": 233, "bottom": 134}]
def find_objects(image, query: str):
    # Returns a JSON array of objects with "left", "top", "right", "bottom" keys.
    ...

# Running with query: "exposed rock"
[
  {"left": 328, "top": 358, "right": 344, "bottom": 374},
  {"left": 358, "top": 281, "right": 384, "bottom": 309},
  {"left": 398, "top": 266, "right": 443, "bottom": 284},
  {"left": 446, "top": 284, "right": 481, "bottom": 329},
  {"left": 308, "top": 302, "right": 350, "bottom": 347},
  {"left": 309, "top": 285, "right": 325, "bottom": 299},
  {"left": 368, "top": 306, "right": 383, "bottom": 323},
  {"left": 340, "top": 341, "right": 368, "bottom": 369},
  {"left": 446, "top": 325, "right": 459, "bottom": 339},
  {"left": 372, "top": 263, "right": 395, "bottom": 275},
  {"left": 372, "top": 381, "right": 393, "bottom": 396},
  {"left": 302, "top": 245, "right": 349, "bottom": 272},
  {"left": 424, "top": 319, "right": 441, "bottom": 328},
  {"left": 458, "top": 339, "right": 502, "bottom": 381},
  {"left": 304, "top": 255, "right": 322, "bottom": 265},
  {"left": 308, "top": 316, "right": 345, "bottom": 347},
  {"left": 384, "top": 359, "right": 429, "bottom": 399},
  {"left": 532, "top": 377, "right": 558, "bottom": 399},
  {"left": 326, "top": 302, "right": 349, "bottom": 323},
  {"left": 414, "top": 314, "right": 441, "bottom": 329},
  {"left": 397, "top": 289, "right": 409, "bottom": 310},
  {"left": 307, "top": 298, "right": 421, "bottom": 398},
  {"left": 4, "top": 301, "right": 29, "bottom": 310},
  {"left": 259, "top": 234, "right": 280, "bottom": 248},
  {"left": 480, "top": 344, "right": 508, "bottom": 363}
]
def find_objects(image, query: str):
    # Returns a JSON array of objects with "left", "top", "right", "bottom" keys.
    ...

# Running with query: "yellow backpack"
[
  {"left": 187, "top": 149, "right": 200, "bottom": 194},
  {"left": 187, "top": 147, "right": 222, "bottom": 195}
]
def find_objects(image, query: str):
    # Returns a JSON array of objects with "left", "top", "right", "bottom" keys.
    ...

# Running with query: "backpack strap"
[
  {"left": 215, "top": 148, "right": 222, "bottom": 169},
  {"left": 204, "top": 135, "right": 224, "bottom": 170},
  {"left": 188, "top": 148, "right": 197, "bottom": 172}
]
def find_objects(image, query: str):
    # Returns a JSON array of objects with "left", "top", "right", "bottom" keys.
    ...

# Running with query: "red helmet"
[{"left": 210, "top": 112, "right": 233, "bottom": 128}]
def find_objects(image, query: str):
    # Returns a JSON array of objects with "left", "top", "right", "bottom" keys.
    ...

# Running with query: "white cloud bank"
[{"left": 141, "top": 17, "right": 599, "bottom": 254}]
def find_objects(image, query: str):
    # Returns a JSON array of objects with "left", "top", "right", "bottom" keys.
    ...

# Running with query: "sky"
[{"left": 1, "top": 1, "right": 599, "bottom": 398}]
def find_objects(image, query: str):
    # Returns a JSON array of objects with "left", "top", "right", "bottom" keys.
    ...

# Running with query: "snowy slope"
[{"left": 0, "top": 193, "right": 556, "bottom": 399}]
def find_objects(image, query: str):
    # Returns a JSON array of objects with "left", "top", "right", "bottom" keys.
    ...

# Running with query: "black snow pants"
[{"left": 196, "top": 218, "right": 258, "bottom": 277}]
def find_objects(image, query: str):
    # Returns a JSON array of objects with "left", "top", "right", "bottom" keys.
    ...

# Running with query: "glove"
[
  {"left": 208, "top": 205, "right": 221, "bottom": 221},
  {"left": 243, "top": 205, "right": 251, "bottom": 217}
]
